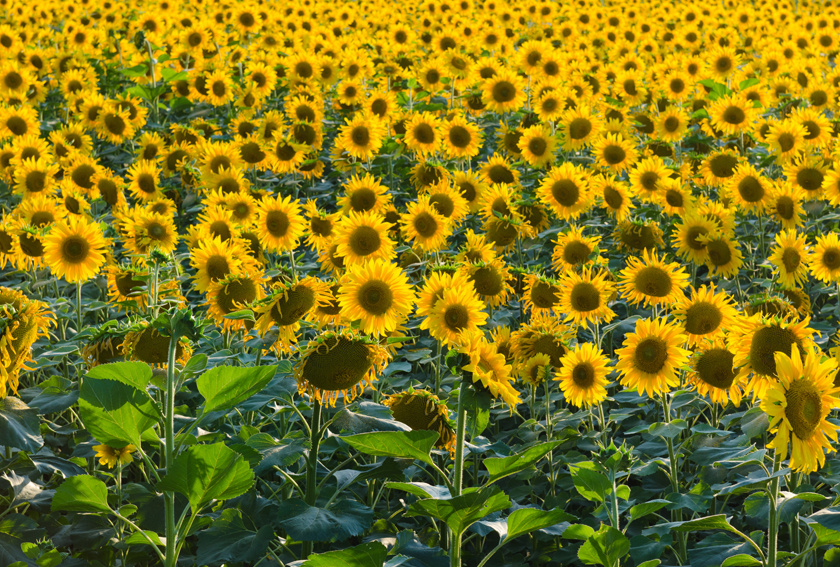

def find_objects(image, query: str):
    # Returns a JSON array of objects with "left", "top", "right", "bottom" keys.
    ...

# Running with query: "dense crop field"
[{"left": 6, "top": 0, "right": 840, "bottom": 566}]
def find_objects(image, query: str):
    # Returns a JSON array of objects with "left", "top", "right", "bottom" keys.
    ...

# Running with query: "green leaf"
[
  {"left": 157, "top": 443, "right": 254, "bottom": 511},
  {"left": 629, "top": 500, "right": 670, "bottom": 522},
  {"left": 637, "top": 561, "right": 661, "bottom": 567},
  {"left": 276, "top": 499, "right": 373, "bottom": 542},
  {"left": 406, "top": 485, "right": 510, "bottom": 537},
  {"left": 302, "top": 542, "right": 387, "bottom": 567},
  {"left": 79, "top": 376, "right": 161, "bottom": 447},
  {"left": 0, "top": 397, "right": 43, "bottom": 452},
  {"left": 644, "top": 514, "right": 737, "bottom": 536},
  {"left": 721, "top": 554, "right": 762, "bottom": 567},
  {"left": 124, "top": 531, "right": 164, "bottom": 547},
  {"left": 197, "top": 365, "right": 277, "bottom": 415},
  {"left": 648, "top": 420, "right": 686, "bottom": 439},
  {"left": 51, "top": 475, "right": 111, "bottom": 513},
  {"left": 387, "top": 482, "right": 451, "bottom": 499},
  {"left": 578, "top": 524, "right": 630, "bottom": 567},
  {"left": 563, "top": 524, "right": 595, "bottom": 540},
  {"left": 196, "top": 509, "right": 273, "bottom": 564},
  {"left": 85, "top": 361, "right": 152, "bottom": 391},
  {"left": 505, "top": 507, "right": 575, "bottom": 541},
  {"left": 570, "top": 461, "right": 611, "bottom": 503},
  {"left": 461, "top": 386, "right": 491, "bottom": 438},
  {"left": 341, "top": 430, "right": 439, "bottom": 466},
  {"left": 485, "top": 441, "right": 561, "bottom": 484}
]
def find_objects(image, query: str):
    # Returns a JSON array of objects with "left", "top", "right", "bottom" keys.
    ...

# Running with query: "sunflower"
[
  {"left": 334, "top": 211, "right": 395, "bottom": 264},
  {"left": 688, "top": 337, "right": 745, "bottom": 408},
  {"left": 535, "top": 89, "right": 566, "bottom": 122},
  {"left": 459, "top": 333, "right": 520, "bottom": 409},
  {"left": 698, "top": 232, "right": 743, "bottom": 278},
  {"left": 655, "top": 106, "right": 689, "bottom": 142},
  {"left": 126, "top": 159, "right": 162, "bottom": 202},
  {"left": 517, "top": 125, "right": 556, "bottom": 168},
  {"left": 731, "top": 314, "right": 816, "bottom": 400},
  {"left": 420, "top": 284, "right": 487, "bottom": 346},
  {"left": 401, "top": 197, "right": 451, "bottom": 253},
  {"left": 339, "top": 113, "right": 386, "bottom": 161},
  {"left": 460, "top": 259, "right": 513, "bottom": 308},
  {"left": 296, "top": 329, "right": 390, "bottom": 407},
  {"left": 338, "top": 259, "right": 415, "bottom": 337},
  {"left": 253, "top": 277, "right": 332, "bottom": 353},
  {"left": 42, "top": 217, "right": 108, "bottom": 283},
  {"left": 761, "top": 348, "right": 840, "bottom": 473},
  {"left": 203, "top": 270, "right": 263, "bottom": 330},
  {"left": 699, "top": 150, "right": 741, "bottom": 188},
  {"left": 784, "top": 154, "right": 827, "bottom": 201},
  {"left": 629, "top": 156, "right": 669, "bottom": 202},
  {"left": 482, "top": 70, "right": 527, "bottom": 113},
  {"left": 440, "top": 114, "right": 483, "bottom": 159},
  {"left": 93, "top": 444, "right": 136, "bottom": 469},
  {"left": 552, "top": 225, "right": 603, "bottom": 274},
  {"left": 16, "top": 196, "right": 64, "bottom": 229},
  {"left": 0, "top": 287, "right": 52, "bottom": 399},
  {"left": 423, "top": 181, "right": 469, "bottom": 226},
  {"left": 726, "top": 164, "right": 770, "bottom": 213},
  {"left": 618, "top": 249, "right": 690, "bottom": 308},
  {"left": 709, "top": 95, "right": 755, "bottom": 137},
  {"left": 0, "top": 104, "right": 38, "bottom": 138},
  {"left": 384, "top": 390, "right": 455, "bottom": 452},
  {"left": 537, "top": 162, "right": 591, "bottom": 220},
  {"left": 615, "top": 318, "right": 691, "bottom": 398},
  {"left": 592, "top": 134, "right": 637, "bottom": 173},
  {"left": 767, "top": 180, "right": 804, "bottom": 230},
  {"left": 670, "top": 213, "right": 717, "bottom": 265},
  {"left": 403, "top": 112, "right": 441, "bottom": 156},
  {"left": 189, "top": 236, "right": 257, "bottom": 294},
  {"left": 120, "top": 322, "right": 191, "bottom": 367},
  {"left": 809, "top": 232, "right": 840, "bottom": 284},
  {"left": 13, "top": 157, "right": 59, "bottom": 199},
  {"left": 453, "top": 170, "right": 486, "bottom": 212},
  {"left": 555, "top": 342, "right": 610, "bottom": 409},
  {"left": 481, "top": 153, "right": 519, "bottom": 186},
  {"left": 303, "top": 201, "right": 336, "bottom": 253},
  {"left": 792, "top": 107, "right": 832, "bottom": 148},
  {"left": 766, "top": 119, "right": 807, "bottom": 162},
  {"left": 96, "top": 104, "right": 136, "bottom": 145},
  {"left": 455, "top": 230, "right": 496, "bottom": 265},
  {"left": 672, "top": 285, "right": 738, "bottom": 346},
  {"left": 560, "top": 104, "right": 601, "bottom": 150},
  {"left": 123, "top": 210, "right": 179, "bottom": 257},
  {"left": 523, "top": 273, "right": 562, "bottom": 317},
  {"left": 558, "top": 268, "right": 616, "bottom": 328},
  {"left": 255, "top": 194, "right": 305, "bottom": 253},
  {"left": 106, "top": 262, "right": 149, "bottom": 311},
  {"left": 518, "top": 353, "right": 552, "bottom": 386},
  {"left": 365, "top": 90, "right": 398, "bottom": 122},
  {"left": 339, "top": 173, "right": 391, "bottom": 215},
  {"left": 769, "top": 229, "right": 811, "bottom": 289}
]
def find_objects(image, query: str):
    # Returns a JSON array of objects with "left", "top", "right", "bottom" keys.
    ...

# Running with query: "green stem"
[
  {"left": 163, "top": 327, "right": 181, "bottom": 567},
  {"left": 661, "top": 393, "right": 686, "bottom": 564},
  {"left": 450, "top": 380, "right": 468, "bottom": 567},
  {"left": 76, "top": 281, "right": 83, "bottom": 334},
  {"left": 301, "top": 399, "right": 322, "bottom": 559},
  {"left": 768, "top": 451, "right": 782, "bottom": 567}
]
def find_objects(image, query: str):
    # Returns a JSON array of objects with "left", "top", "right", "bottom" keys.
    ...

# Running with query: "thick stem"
[
  {"left": 768, "top": 452, "right": 782, "bottom": 567},
  {"left": 164, "top": 328, "right": 180, "bottom": 567},
  {"left": 450, "top": 380, "right": 468, "bottom": 567},
  {"left": 76, "top": 282, "right": 83, "bottom": 335},
  {"left": 662, "top": 393, "right": 686, "bottom": 564},
  {"left": 301, "top": 399, "right": 322, "bottom": 559}
]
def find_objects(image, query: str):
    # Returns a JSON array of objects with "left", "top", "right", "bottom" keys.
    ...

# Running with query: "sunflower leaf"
[
  {"left": 484, "top": 441, "right": 562, "bottom": 484},
  {"left": 406, "top": 485, "right": 510, "bottom": 538},
  {"left": 51, "top": 475, "right": 111, "bottom": 513},
  {"left": 197, "top": 364, "right": 277, "bottom": 416},
  {"left": 0, "top": 397, "right": 43, "bottom": 452},
  {"left": 340, "top": 430, "right": 439, "bottom": 466},
  {"left": 79, "top": 376, "right": 161, "bottom": 448}
]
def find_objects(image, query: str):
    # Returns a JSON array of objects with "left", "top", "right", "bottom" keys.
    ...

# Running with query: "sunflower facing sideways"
[
  {"left": 384, "top": 390, "right": 456, "bottom": 452},
  {"left": 555, "top": 342, "right": 610, "bottom": 409},
  {"left": 615, "top": 318, "right": 691, "bottom": 398},
  {"left": 205, "top": 272, "right": 265, "bottom": 332},
  {"left": 0, "top": 286, "right": 52, "bottom": 399},
  {"left": 761, "top": 348, "right": 840, "bottom": 473},
  {"left": 459, "top": 333, "right": 520, "bottom": 409},
  {"left": 253, "top": 277, "right": 332, "bottom": 354},
  {"left": 338, "top": 259, "right": 415, "bottom": 337}
]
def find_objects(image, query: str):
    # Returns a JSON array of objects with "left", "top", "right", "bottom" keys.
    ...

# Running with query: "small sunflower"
[
  {"left": 555, "top": 342, "right": 610, "bottom": 409},
  {"left": 93, "top": 444, "right": 136, "bottom": 469},
  {"left": 537, "top": 162, "right": 592, "bottom": 221},
  {"left": 560, "top": 104, "right": 601, "bottom": 150},
  {"left": 689, "top": 338, "right": 745, "bottom": 408},
  {"left": 440, "top": 114, "right": 483, "bottom": 159},
  {"left": 615, "top": 318, "right": 691, "bottom": 398},
  {"left": 482, "top": 70, "right": 527, "bottom": 113},
  {"left": 339, "top": 173, "right": 391, "bottom": 215},
  {"left": 420, "top": 284, "right": 487, "bottom": 346},
  {"left": 671, "top": 213, "right": 717, "bottom": 265},
  {"left": 517, "top": 125, "right": 557, "bottom": 168},
  {"left": 255, "top": 194, "right": 305, "bottom": 253},
  {"left": 698, "top": 232, "right": 743, "bottom": 278},
  {"left": 339, "top": 114, "right": 387, "bottom": 161}
]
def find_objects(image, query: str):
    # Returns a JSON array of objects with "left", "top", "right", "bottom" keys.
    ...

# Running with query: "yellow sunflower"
[
  {"left": 420, "top": 284, "right": 487, "bottom": 346},
  {"left": 809, "top": 232, "right": 840, "bottom": 284},
  {"left": 459, "top": 333, "right": 520, "bottom": 409},
  {"left": 253, "top": 277, "right": 332, "bottom": 354},
  {"left": 769, "top": 229, "right": 811, "bottom": 289},
  {"left": 618, "top": 249, "right": 690, "bottom": 308},
  {"left": 482, "top": 70, "right": 527, "bottom": 113},
  {"left": 334, "top": 211, "right": 395, "bottom": 264},
  {"left": 552, "top": 226, "right": 603, "bottom": 274},
  {"left": 689, "top": 337, "right": 745, "bottom": 408},
  {"left": 555, "top": 342, "right": 610, "bottom": 409},
  {"left": 0, "top": 286, "right": 52, "bottom": 399},
  {"left": 384, "top": 390, "right": 456, "bottom": 452},
  {"left": 537, "top": 162, "right": 592, "bottom": 221},
  {"left": 255, "top": 194, "right": 305, "bottom": 253},
  {"left": 615, "top": 318, "right": 691, "bottom": 398},
  {"left": 338, "top": 259, "right": 415, "bottom": 337},
  {"left": 401, "top": 197, "right": 451, "bottom": 253},
  {"left": 672, "top": 285, "right": 738, "bottom": 346},
  {"left": 43, "top": 216, "right": 108, "bottom": 283},
  {"left": 558, "top": 268, "right": 616, "bottom": 328}
]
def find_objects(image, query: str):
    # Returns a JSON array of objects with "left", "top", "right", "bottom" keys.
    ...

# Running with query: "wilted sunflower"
[
  {"left": 537, "top": 162, "right": 592, "bottom": 221},
  {"left": 43, "top": 217, "right": 108, "bottom": 283},
  {"left": 615, "top": 318, "right": 691, "bottom": 398},
  {"left": 555, "top": 342, "right": 610, "bottom": 409},
  {"left": 420, "top": 284, "right": 487, "bottom": 346},
  {"left": 338, "top": 259, "right": 415, "bottom": 337},
  {"left": 809, "top": 232, "right": 840, "bottom": 284},
  {"left": 761, "top": 348, "right": 840, "bottom": 473},
  {"left": 618, "top": 249, "right": 690, "bottom": 309},
  {"left": 459, "top": 333, "right": 520, "bottom": 409},
  {"left": 106, "top": 262, "right": 149, "bottom": 311},
  {"left": 769, "top": 229, "right": 811, "bottom": 289},
  {"left": 0, "top": 287, "right": 52, "bottom": 398},
  {"left": 295, "top": 329, "right": 390, "bottom": 407},
  {"left": 80, "top": 326, "right": 127, "bottom": 368},
  {"left": 334, "top": 211, "right": 395, "bottom": 264},
  {"left": 205, "top": 272, "right": 264, "bottom": 332},
  {"left": 558, "top": 268, "right": 616, "bottom": 328},
  {"left": 731, "top": 314, "right": 816, "bottom": 400},
  {"left": 688, "top": 337, "right": 745, "bottom": 408},
  {"left": 673, "top": 285, "right": 738, "bottom": 346},
  {"left": 385, "top": 390, "right": 455, "bottom": 452}
]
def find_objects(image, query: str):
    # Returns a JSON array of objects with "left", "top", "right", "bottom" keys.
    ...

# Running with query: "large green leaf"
[
  {"left": 195, "top": 509, "right": 273, "bottom": 565},
  {"left": 505, "top": 507, "right": 575, "bottom": 541},
  {"left": 0, "top": 397, "right": 43, "bottom": 452},
  {"left": 578, "top": 524, "right": 630, "bottom": 567},
  {"left": 197, "top": 364, "right": 277, "bottom": 415},
  {"left": 157, "top": 443, "right": 254, "bottom": 511},
  {"left": 570, "top": 461, "right": 611, "bottom": 503},
  {"left": 484, "top": 441, "right": 561, "bottom": 484},
  {"left": 406, "top": 485, "right": 510, "bottom": 537},
  {"left": 51, "top": 476, "right": 111, "bottom": 513},
  {"left": 341, "top": 430, "right": 439, "bottom": 466},
  {"left": 85, "top": 361, "right": 152, "bottom": 391},
  {"left": 276, "top": 499, "right": 373, "bottom": 542},
  {"left": 78, "top": 377, "right": 161, "bottom": 448},
  {"left": 302, "top": 542, "right": 387, "bottom": 567}
]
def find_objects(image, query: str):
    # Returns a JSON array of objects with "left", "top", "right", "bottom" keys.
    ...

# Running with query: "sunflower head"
[
  {"left": 384, "top": 389, "right": 455, "bottom": 452},
  {"left": 121, "top": 323, "right": 191, "bottom": 367},
  {"left": 0, "top": 287, "right": 53, "bottom": 398}
]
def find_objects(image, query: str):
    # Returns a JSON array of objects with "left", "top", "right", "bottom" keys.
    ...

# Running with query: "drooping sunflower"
[
  {"left": 205, "top": 272, "right": 265, "bottom": 332},
  {"left": 255, "top": 194, "right": 305, "bottom": 253},
  {"left": 338, "top": 259, "right": 415, "bottom": 337},
  {"left": 615, "top": 318, "right": 691, "bottom": 398},
  {"left": 537, "top": 162, "right": 592, "bottom": 221},
  {"left": 555, "top": 342, "right": 610, "bottom": 409},
  {"left": 460, "top": 259, "right": 513, "bottom": 308},
  {"left": 106, "top": 262, "right": 149, "bottom": 311},
  {"left": 253, "top": 277, "right": 332, "bottom": 353},
  {"left": 672, "top": 285, "right": 738, "bottom": 346},
  {"left": 809, "top": 232, "right": 840, "bottom": 284},
  {"left": 761, "top": 348, "right": 840, "bottom": 473},
  {"left": 385, "top": 390, "right": 456, "bottom": 452},
  {"left": 42, "top": 217, "right": 108, "bottom": 283},
  {"left": 558, "top": 268, "right": 616, "bottom": 328},
  {"left": 123, "top": 210, "right": 179, "bottom": 257},
  {"left": 401, "top": 197, "right": 451, "bottom": 253},
  {"left": 689, "top": 337, "right": 745, "bottom": 408},
  {"left": 420, "top": 284, "right": 487, "bottom": 346},
  {"left": 731, "top": 314, "right": 816, "bottom": 400},
  {"left": 295, "top": 329, "right": 390, "bottom": 407},
  {"left": 613, "top": 219, "right": 664, "bottom": 252},
  {"left": 769, "top": 229, "right": 811, "bottom": 289},
  {"left": 120, "top": 322, "right": 191, "bottom": 367},
  {"left": 618, "top": 249, "right": 690, "bottom": 308},
  {"left": 0, "top": 287, "right": 52, "bottom": 398},
  {"left": 459, "top": 333, "right": 520, "bottom": 409}
]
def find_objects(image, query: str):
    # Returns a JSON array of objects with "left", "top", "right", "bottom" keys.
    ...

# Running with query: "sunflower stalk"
[
  {"left": 767, "top": 451, "right": 783, "bottom": 567},
  {"left": 163, "top": 323, "right": 182, "bottom": 567},
  {"left": 301, "top": 398, "right": 323, "bottom": 559},
  {"left": 75, "top": 282, "right": 83, "bottom": 335},
  {"left": 661, "top": 393, "right": 687, "bottom": 564},
  {"left": 450, "top": 379, "right": 468, "bottom": 567}
]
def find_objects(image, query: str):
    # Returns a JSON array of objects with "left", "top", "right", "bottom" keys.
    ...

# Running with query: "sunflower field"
[{"left": 8, "top": 0, "right": 840, "bottom": 566}]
